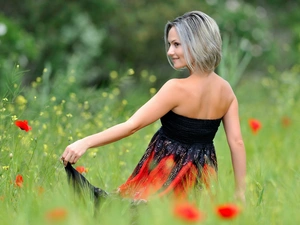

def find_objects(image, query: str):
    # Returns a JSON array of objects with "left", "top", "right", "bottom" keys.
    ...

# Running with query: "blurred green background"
[
  {"left": 1, "top": 0, "right": 299, "bottom": 96},
  {"left": 1, "top": 1, "right": 300, "bottom": 224}
]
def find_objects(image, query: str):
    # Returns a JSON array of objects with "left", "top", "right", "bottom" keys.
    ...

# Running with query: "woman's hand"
[
  {"left": 234, "top": 189, "right": 246, "bottom": 205},
  {"left": 61, "top": 139, "right": 89, "bottom": 165}
]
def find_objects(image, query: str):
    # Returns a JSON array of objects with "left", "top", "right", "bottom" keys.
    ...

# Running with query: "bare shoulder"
[
  {"left": 164, "top": 78, "right": 183, "bottom": 87},
  {"left": 158, "top": 78, "right": 191, "bottom": 105},
  {"left": 210, "top": 74, "right": 236, "bottom": 117},
  {"left": 153, "top": 78, "right": 184, "bottom": 102},
  {"left": 161, "top": 78, "right": 185, "bottom": 93},
  {"left": 214, "top": 74, "right": 235, "bottom": 100},
  {"left": 214, "top": 73, "right": 232, "bottom": 88}
]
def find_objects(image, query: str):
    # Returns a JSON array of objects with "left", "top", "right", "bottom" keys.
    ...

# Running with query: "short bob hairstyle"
[{"left": 164, "top": 11, "right": 222, "bottom": 73}]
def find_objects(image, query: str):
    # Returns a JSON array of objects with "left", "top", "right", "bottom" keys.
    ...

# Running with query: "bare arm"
[
  {"left": 61, "top": 79, "right": 180, "bottom": 164},
  {"left": 222, "top": 96, "right": 246, "bottom": 201}
]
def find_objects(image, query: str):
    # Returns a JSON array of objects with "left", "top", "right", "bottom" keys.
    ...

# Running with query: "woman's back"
[{"left": 171, "top": 72, "right": 234, "bottom": 120}]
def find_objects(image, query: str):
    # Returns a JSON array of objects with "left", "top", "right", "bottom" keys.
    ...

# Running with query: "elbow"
[
  {"left": 229, "top": 138, "right": 245, "bottom": 151},
  {"left": 124, "top": 120, "right": 142, "bottom": 136},
  {"left": 235, "top": 139, "right": 245, "bottom": 147}
]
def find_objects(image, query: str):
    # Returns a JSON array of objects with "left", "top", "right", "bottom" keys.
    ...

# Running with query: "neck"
[{"left": 189, "top": 70, "right": 214, "bottom": 78}]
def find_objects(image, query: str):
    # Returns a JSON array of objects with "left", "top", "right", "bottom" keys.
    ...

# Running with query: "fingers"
[
  {"left": 68, "top": 154, "right": 79, "bottom": 164},
  {"left": 61, "top": 147, "right": 80, "bottom": 165},
  {"left": 62, "top": 159, "right": 68, "bottom": 167},
  {"left": 61, "top": 140, "right": 87, "bottom": 165},
  {"left": 61, "top": 153, "right": 78, "bottom": 164}
]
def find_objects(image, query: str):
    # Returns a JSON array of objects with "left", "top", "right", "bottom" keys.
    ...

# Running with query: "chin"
[{"left": 173, "top": 65, "right": 186, "bottom": 70}]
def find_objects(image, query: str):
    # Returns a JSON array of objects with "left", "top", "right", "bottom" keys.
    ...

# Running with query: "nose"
[{"left": 167, "top": 45, "right": 174, "bottom": 57}]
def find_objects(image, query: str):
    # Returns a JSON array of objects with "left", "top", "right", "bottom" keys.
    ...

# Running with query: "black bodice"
[{"left": 160, "top": 110, "right": 222, "bottom": 144}]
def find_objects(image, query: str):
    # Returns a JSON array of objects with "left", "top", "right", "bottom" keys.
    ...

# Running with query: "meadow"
[{"left": 0, "top": 65, "right": 300, "bottom": 225}]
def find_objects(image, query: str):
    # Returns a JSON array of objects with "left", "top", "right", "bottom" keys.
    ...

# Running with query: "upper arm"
[
  {"left": 127, "top": 79, "right": 180, "bottom": 132},
  {"left": 222, "top": 96, "right": 243, "bottom": 147}
]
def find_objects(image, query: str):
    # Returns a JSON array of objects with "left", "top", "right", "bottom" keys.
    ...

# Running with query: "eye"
[{"left": 174, "top": 42, "right": 180, "bottom": 47}]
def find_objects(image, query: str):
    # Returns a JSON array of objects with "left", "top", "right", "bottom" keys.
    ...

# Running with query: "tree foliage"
[{"left": 0, "top": 0, "right": 299, "bottom": 95}]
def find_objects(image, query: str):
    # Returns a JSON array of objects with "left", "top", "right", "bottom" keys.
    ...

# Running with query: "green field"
[{"left": 1, "top": 67, "right": 299, "bottom": 225}]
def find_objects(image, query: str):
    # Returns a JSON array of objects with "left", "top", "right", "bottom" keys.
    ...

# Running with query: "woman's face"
[{"left": 167, "top": 27, "right": 187, "bottom": 69}]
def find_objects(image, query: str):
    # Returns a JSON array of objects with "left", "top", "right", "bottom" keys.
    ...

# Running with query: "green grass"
[{"left": 0, "top": 71, "right": 300, "bottom": 225}]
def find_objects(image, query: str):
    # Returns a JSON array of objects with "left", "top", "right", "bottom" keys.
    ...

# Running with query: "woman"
[{"left": 61, "top": 11, "right": 246, "bottom": 203}]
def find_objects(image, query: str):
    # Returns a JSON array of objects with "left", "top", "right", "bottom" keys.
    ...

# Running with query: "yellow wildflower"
[
  {"left": 149, "top": 75, "right": 157, "bottom": 83},
  {"left": 110, "top": 71, "right": 118, "bottom": 79},
  {"left": 11, "top": 115, "right": 18, "bottom": 121},
  {"left": 127, "top": 68, "right": 134, "bottom": 75},
  {"left": 16, "top": 95, "right": 27, "bottom": 105},
  {"left": 2, "top": 166, "right": 9, "bottom": 170},
  {"left": 150, "top": 88, "right": 157, "bottom": 95}
]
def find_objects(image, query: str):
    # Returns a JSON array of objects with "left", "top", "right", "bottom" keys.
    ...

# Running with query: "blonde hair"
[{"left": 164, "top": 11, "right": 222, "bottom": 72}]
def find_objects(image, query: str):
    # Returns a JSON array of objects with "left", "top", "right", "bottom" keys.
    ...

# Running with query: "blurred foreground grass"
[{"left": 0, "top": 67, "right": 299, "bottom": 225}]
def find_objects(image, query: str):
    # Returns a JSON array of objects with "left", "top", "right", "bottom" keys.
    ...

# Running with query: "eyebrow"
[{"left": 168, "top": 39, "right": 179, "bottom": 44}]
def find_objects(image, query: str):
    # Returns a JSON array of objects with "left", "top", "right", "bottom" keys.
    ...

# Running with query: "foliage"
[
  {"left": 276, "top": 3, "right": 300, "bottom": 68},
  {"left": 261, "top": 64, "right": 300, "bottom": 115},
  {"left": 215, "top": 2, "right": 272, "bottom": 62},
  {"left": 217, "top": 34, "right": 252, "bottom": 88},
  {"left": 1, "top": 0, "right": 299, "bottom": 89},
  {"left": 0, "top": 14, "right": 37, "bottom": 97},
  {"left": 0, "top": 65, "right": 24, "bottom": 100}
]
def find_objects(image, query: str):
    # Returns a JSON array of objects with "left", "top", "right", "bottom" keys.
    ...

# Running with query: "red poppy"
[
  {"left": 15, "top": 174, "right": 24, "bottom": 187},
  {"left": 173, "top": 202, "right": 204, "bottom": 222},
  {"left": 45, "top": 208, "right": 68, "bottom": 222},
  {"left": 248, "top": 119, "right": 261, "bottom": 134},
  {"left": 75, "top": 166, "right": 87, "bottom": 174},
  {"left": 215, "top": 203, "right": 240, "bottom": 219},
  {"left": 15, "top": 120, "right": 32, "bottom": 132},
  {"left": 281, "top": 116, "right": 291, "bottom": 127}
]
